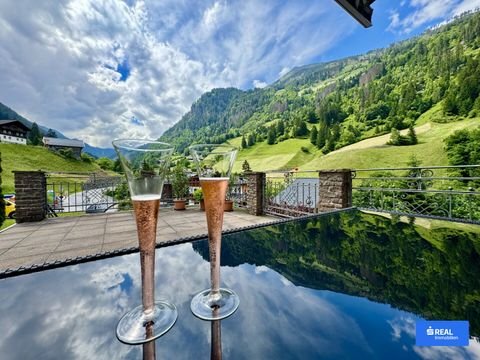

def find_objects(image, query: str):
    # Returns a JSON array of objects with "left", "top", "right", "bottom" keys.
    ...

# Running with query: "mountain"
[
  {"left": 0, "top": 102, "right": 116, "bottom": 158},
  {"left": 83, "top": 143, "right": 116, "bottom": 159},
  {"left": 161, "top": 10, "right": 480, "bottom": 164},
  {"left": 160, "top": 87, "right": 272, "bottom": 153}
]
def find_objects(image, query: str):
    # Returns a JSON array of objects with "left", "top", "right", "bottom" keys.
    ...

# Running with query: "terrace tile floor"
[{"left": 0, "top": 208, "right": 276, "bottom": 272}]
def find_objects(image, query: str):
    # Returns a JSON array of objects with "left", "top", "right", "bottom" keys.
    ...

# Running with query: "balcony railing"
[
  {"left": 352, "top": 165, "right": 480, "bottom": 224},
  {"left": 265, "top": 170, "right": 319, "bottom": 217}
]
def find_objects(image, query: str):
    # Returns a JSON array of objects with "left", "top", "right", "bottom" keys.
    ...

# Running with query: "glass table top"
[{"left": 0, "top": 210, "right": 479, "bottom": 359}]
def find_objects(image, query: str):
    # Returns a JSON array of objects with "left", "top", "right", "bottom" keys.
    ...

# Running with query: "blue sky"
[{"left": 0, "top": 0, "right": 479, "bottom": 147}]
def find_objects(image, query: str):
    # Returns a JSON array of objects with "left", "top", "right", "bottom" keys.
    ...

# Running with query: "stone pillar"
[
  {"left": 14, "top": 171, "right": 46, "bottom": 223},
  {"left": 245, "top": 172, "right": 265, "bottom": 216},
  {"left": 317, "top": 169, "right": 352, "bottom": 212}
]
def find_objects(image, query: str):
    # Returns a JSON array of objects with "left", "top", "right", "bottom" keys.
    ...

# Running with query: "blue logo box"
[{"left": 416, "top": 321, "right": 469, "bottom": 346}]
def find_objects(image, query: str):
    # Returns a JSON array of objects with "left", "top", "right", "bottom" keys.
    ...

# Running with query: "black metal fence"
[
  {"left": 46, "top": 173, "right": 123, "bottom": 213},
  {"left": 46, "top": 173, "right": 249, "bottom": 213},
  {"left": 229, "top": 180, "right": 248, "bottom": 208},
  {"left": 265, "top": 171, "right": 319, "bottom": 217},
  {"left": 352, "top": 165, "right": 480, "bottom": 224}
]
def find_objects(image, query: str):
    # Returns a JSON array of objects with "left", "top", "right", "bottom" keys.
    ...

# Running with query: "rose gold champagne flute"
[
  {"left": 189, "top": 144, "right": 239, "bottom": 320},
  {"left": 113, "top": 139, "right": 177, "bottom": 344}
]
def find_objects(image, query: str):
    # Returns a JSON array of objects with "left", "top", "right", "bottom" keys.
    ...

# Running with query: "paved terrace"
[{"left": 0, "top": 209, "right": 276, "bottom": 272}]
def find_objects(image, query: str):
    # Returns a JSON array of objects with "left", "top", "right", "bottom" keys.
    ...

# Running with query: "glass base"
[
  {"left": 116, "top": 300, "right": 177, "bottom": 345},
  {"left": 190, "top": 288, "right": 240, "bottom": 321}
]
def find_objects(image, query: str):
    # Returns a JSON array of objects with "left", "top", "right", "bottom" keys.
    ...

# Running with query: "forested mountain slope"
[{"left": 161, "top": 11, "right": 480, "bottom": 170}]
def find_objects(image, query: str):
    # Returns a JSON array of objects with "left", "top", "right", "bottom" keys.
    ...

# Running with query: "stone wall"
[
  {"left": 14, "top": 171, "right": 46, "bottom": 223},
  {"left": 245, "top": 172, "right": 265, "bottom": 216},
  {"left": 317, "top": 169, "right": 352, "bottom": 212}
]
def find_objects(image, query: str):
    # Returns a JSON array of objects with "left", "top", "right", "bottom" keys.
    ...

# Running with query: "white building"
[{"left": 0, "top": 120, "right": 29, "bottom": 145}]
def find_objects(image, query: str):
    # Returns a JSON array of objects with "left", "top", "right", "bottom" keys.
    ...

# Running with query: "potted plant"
[
  {"left": 171, "top": 163, "right": 189, "bottom": 211},
  {"left": 224, "top": 175, "right": 236, "bottom": 212},
  {"left": 193, "top": 188, "right": 205, "bottom": 211}
]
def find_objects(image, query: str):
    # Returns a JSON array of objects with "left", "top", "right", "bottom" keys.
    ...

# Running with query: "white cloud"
[
  {"left": 0, "top": 0, "right": 353, "bottom": 147},
  {"left": 252, "top": 79, "right": 268, "bottom": 88},
  {"left": 278, "top": 67, "right": 291, "bottom": 77},
  {"left": 454, "top": 0, "right": 480, "bottom": 15},
  {"left": 389, "top": 0, "right": 480, "bottom": 33}
]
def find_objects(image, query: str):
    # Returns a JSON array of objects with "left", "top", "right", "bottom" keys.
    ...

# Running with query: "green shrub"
[
  {"left": 58, "top": 148, "right": 75, "bottom": 159},
  {"left": 193, "top": 188, "right": 203, "bottom": 202},
  {"left": 171, "top": 164, "right": 189, "bottom": 199},
  {"left": 81, "top": 153, "right": 95, "bottom": 163},
  {"left": 96, "top": 157, "right": 114, "bottom": 170}
]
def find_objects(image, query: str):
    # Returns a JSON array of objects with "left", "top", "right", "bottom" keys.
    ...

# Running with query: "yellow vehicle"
[{"left": 4, "top": 199, "right": 15, "bottom": 219}]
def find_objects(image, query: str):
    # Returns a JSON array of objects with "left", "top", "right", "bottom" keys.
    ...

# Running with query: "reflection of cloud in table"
[{"left": 2, "top": 241, "right": 477, "bottom": 359}]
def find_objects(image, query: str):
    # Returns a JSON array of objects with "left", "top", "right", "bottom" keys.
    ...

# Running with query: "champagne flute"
[
  {"left": 113, "top": 139, "right": 177, "bottom": 344},
  {"left": 189, "top": 144, "right": 240, "bottom": 320}
]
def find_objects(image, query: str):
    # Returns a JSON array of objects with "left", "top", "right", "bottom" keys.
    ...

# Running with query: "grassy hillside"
[
  {"left": 228, "top": 117, "right": 479, "bottom": 173},
  {"left": 0, "top": 143, "right": 104, "bottom": 193}
]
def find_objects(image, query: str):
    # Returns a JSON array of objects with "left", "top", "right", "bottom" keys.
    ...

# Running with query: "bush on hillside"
[
  {"left": 387, "top": 126, "right": 418, "bottom": 146},
  {"left": 58, "top": 148, "right": 75, "bottom": 159},
  {"left": 96, "top": 157, "right": 114, "bottom": 170},
  {"left": 81, "top": 153, "right": 95, "bottom": 163}
]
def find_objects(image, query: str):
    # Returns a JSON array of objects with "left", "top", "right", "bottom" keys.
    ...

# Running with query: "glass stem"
[
  {"left": 143, "top": 323, "right": 156, "bottom": 359},
  {"left": 134, "top": 200, "right": 160, "bottom": 315},
  {"left": 211, "top": 319, "right": 222, "bottom": 360},
  {"left": 202, "top": 180, "right": 228, "bottom": 297},
  {"left": 208, "top": 214, "right": 223, "bottom": 296}
]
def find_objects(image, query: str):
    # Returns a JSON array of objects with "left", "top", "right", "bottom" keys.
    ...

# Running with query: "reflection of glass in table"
[{"left": 1, "top": 209, "right": 479, "bottom": 359}]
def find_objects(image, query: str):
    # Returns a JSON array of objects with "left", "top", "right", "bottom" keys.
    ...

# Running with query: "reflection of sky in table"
[{"left": 0, "top": 241, "right": 479, "bottom": 359}]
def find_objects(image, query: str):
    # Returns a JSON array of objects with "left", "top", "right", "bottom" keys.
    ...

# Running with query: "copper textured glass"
[
  {"left": 189, "top": 144, "right": 240, "bottom": 320},
  {"left": 113, "top": 139, "right": 177, "bottom": 344}
]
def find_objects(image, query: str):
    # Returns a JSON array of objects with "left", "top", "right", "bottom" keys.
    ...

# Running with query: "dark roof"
[
  {"left": 0, "top": 120, "right": 31, "bottom": 131},
  {"left": 335, "top": 0, "right": 375, "bottom": 28},
  {"left": 42, "top": 137, "right": 84, "bottom": 148}
]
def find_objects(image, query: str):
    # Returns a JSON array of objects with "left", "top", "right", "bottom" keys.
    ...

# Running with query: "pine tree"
[
  {"left": 310, "top": 126, "right": 318, "bottom": 145},
  {"left": 331, "top": 124, "right": 341, "bottom": 141},
  {"left": 389, "top": 128, "right": 401, "bottom": 145},
  {"left": 248, "top": 133, "right": 256, "bottom": 147},
  {"left": 324, "top": 138, "right": 334, "bottom": 153},
  {"left": 407, "top": 153, "right": 422, "bottom": 167},
  {"left": 267, "top": 127, "right": 276, "bottom": 145},
  {"left": 241, "top": 135, "right": 247, "bottom": 149},
  {"left": 46, "top": 129, "right": 57, "bottom": 138},
  {"left": 407, "top": 125, "right": 418, "bottom": 145},
  {"left": 276, "top": 120, "right": 285, "bottom": 136},
  {"left": 28, "top": 122, "right": 42, "bottom": 145},
  {"left": 295, "top": 120, "right": 308, "bottom": 137},
  {"left": 316, "top": 122, "right": 328, "bottom": 149},
  {"left": 242, "top": 160, "right": 252, "bottom": 173}
]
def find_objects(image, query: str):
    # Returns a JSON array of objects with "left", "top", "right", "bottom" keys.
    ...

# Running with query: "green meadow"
[
  {"left": 227, "top": 117, "right": 479, "bottom": 174},
  {"left": 0, "top": 143, "right": 103, "bottom": 193}
]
